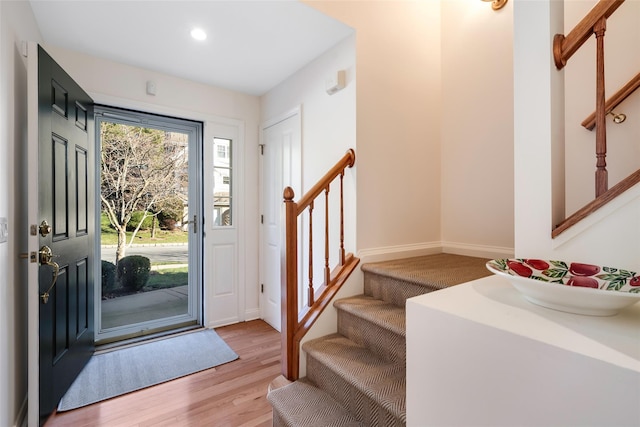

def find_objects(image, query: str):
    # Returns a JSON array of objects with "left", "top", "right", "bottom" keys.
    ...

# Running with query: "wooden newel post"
[
  {"left": 340, "top": 149, "right": 356, "bottom": 266},
  {"left": 594, "top": 17, "right": 608, "bottom": 197},
  {"left": 282, "top": 186, "right": 299, "bottom": 380}
]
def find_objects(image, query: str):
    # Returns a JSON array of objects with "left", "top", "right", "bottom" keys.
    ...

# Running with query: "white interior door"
[{"left": 260, "top": 108, "right": 301, "bottom": 331}]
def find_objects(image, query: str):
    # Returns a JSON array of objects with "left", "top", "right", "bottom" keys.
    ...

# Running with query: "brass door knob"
[{"left": 39, "top": 246, "right": 59, "bottom": 304}]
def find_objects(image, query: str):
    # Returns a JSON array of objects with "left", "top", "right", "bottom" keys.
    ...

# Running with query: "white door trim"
[
  {"left": 262, "top": 106, "right": 300, "bottom": 130},
  {"left": 26, "top": 40, "right": 41, "bottom": 427}
]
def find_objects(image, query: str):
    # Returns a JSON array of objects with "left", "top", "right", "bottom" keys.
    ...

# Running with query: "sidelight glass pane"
[{"left": 213, "top": 137, "right": 232, "bottom": 227}]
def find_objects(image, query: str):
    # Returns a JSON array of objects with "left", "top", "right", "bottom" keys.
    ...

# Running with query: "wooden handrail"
[
  {"left": 553, "top": 0, "right": 624, "bottom": 70},
  {"left": 281, "top": 149, "right": 358, "bottom": 381},
  {"left": 552, "top": 168, "right": 640, "bottom": 238},
  {"left": 295, "top": 149, "right": 356, "bottom": 214},
  {"left": 582, "top": 71, "right": 640, "bottom": 130}
]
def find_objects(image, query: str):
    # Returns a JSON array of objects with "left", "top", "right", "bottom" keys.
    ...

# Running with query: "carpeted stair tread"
[
  {"left": 268, "top": 380, "right": 366, "bottom": 427},
  {"left": 334, "top": 296, "right": 406, "bottom": 364},
  {"left": 334, "top": 296, "right": 405, "bottom": 337},
  {"left": 362, "top": 253, "right": 491, "bottom": 291},
  {"left": 304, "top": 334, "right": 406, "bottom": 425}
]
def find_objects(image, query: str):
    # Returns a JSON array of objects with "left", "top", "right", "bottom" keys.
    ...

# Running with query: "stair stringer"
[{"left": 547, "top": 183, "right": 640, "bottom": 270}]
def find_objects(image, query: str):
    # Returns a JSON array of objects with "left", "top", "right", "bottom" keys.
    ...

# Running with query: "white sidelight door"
[{"left": 203, "top": 120, "right": 245, "bottom": 327}]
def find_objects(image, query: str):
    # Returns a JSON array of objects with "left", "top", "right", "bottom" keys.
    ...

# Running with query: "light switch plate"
[{"left": 0, "top": 217, "right": 7, "bottom": 243}]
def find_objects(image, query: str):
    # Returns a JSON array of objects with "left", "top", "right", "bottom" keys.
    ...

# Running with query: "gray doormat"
[{"left": 58, "top": 329, "right": 238, "bottom": 411}]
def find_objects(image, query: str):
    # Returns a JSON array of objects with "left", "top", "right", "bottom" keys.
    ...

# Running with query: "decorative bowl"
[{"left": 486, "top": 259, "right": 640, "bottom": 316}]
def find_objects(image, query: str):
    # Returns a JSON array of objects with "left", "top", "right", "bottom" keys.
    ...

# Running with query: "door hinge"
[
  {"left": 260, "top": 215, "right": 264, "bottom": 224},
  {"left": 261, "top": 284, "right": 264, "bottom": 293},
  {"left": 259, "top": 144, "right": 265, "bottom": 155}
]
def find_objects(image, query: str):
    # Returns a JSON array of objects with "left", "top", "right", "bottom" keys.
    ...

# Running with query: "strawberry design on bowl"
[
  {"left": 566, "top": 277, "right": 599, "bottom": 289},
  {"left": 507, "top": 260, "right": 532, "bottom": 277},
  {"left": 524, "top": 259, "right": 550, "bottom": 271},
  {"left": 569, "top": 262, "right": 601, "bottom": 276}
]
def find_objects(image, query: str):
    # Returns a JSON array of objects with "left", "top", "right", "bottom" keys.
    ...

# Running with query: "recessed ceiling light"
[{"left": 190, "top": 28, "right": 207, "bottom": 41}]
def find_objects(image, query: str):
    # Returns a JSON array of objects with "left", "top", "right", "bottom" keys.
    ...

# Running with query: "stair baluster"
[{"left": 308, "top": 202, "right": 314, "bottom": 306}]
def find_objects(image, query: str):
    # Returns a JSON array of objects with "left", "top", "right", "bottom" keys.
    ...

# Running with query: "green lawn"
[
  {"left": 100, "top": 213, "right": 189, "bottom": 245},
  {"left": 145, "top": 267, "right": 188, "bottom": 290},
  {"left": 100, "top": 214, "right": 189, "bottom": 297},
  {"left": 102, "top": 267, "right": 188, "bottom": 299}
]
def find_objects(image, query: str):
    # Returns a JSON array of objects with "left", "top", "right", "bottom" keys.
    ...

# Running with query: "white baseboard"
[
  {"left": 244, "top": 308, "right": 260, "bottom": 322},
  {"left": 357, "top": 242, "right": 441, "bottom": 264},
  {"left": 207, "top": 316, "right": 239, "bottom": 329},
  {"left": 356, "top": 241, "right": 514, "bottom": 264},
  {"left": 441, "top": 241, "right": 514, "bottom": 259},
  {"left": 207, "top": 308, "right": 261, "bottom": 329}
]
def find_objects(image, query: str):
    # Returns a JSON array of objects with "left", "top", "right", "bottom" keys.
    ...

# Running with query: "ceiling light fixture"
[
  {"left": 482, "top": 0, "right": 508, "bottom": 10},
  {"left": 190, "top": 28, "right": 207, "bottom": 41}
]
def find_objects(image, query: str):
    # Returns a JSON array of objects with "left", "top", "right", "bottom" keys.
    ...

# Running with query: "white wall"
[
  {"left": 440, "top": 0, "right": 514, "bottom": 258},
  {"left": 305, "top": 1, "right": 443, "bottom": 257},
  {"left": 260, "top": 34, "right": 356, "bottom": 374},
  {"left": 564, "top": 0, "right": 640, "bottom": 215},
  {"left": 0, "top": 2, "right": 43, "bottom": 426},
  {"left": 40, "top": 46, "right": 263, "bottom": 325},
  {"left": 261, "top": 34, "right": 356, "bottom": 291}
]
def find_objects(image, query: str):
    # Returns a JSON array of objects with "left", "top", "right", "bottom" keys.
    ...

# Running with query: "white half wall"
[{"left": 261, "top": 35, "right": 357, "bottom": 300}]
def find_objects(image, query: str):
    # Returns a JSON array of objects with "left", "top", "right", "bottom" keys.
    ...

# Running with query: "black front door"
[{"left": 37, "top": 45, "right": 95, "bottom": 425}]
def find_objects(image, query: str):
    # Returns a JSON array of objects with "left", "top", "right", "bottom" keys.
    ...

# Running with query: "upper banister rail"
[
  {"left": 553, "top": 0, "right": 624, "bottom": 69},
  {"left": 295, "top": 149, "right": 356, "bottom": 215},
  {"left": 582, "top": 71, "right": 640, "bottom": 130}
]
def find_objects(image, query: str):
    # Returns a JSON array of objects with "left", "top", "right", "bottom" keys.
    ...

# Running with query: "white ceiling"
[{"left": 29, "top": 1, "right": 354, "bottom": 96}]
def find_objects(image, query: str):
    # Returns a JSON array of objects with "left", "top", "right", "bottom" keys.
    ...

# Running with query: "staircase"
[{"left": 268, "top": 253, "right": 492, "bottom": 426}]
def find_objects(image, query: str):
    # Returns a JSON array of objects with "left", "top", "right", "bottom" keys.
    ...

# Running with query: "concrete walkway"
[{"left": 101, "top": 285, "right": 188, "bottom": 329}]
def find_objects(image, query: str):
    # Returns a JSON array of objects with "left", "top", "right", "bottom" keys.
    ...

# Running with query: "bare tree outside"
[{"left": 100, "top": 122, "right": 188, "bottom": 263}]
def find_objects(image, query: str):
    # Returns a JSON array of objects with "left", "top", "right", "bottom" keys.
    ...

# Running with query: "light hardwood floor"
[{"left": 45, "top": 320, "right": 280, "bottom": 427}]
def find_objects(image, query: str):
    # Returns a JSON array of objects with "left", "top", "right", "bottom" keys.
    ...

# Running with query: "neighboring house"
[{"left": 1, "top": 1, "right": 638, "bottom": 426}]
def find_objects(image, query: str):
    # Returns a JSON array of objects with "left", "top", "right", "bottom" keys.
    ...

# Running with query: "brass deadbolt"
[{"left": 39, "top": 220, "right": 52, "bottom": 237}]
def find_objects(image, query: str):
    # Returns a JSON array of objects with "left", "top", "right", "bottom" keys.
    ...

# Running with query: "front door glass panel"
[{"left": 95, "top": 106, "right": 202, "bottom": 343}]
